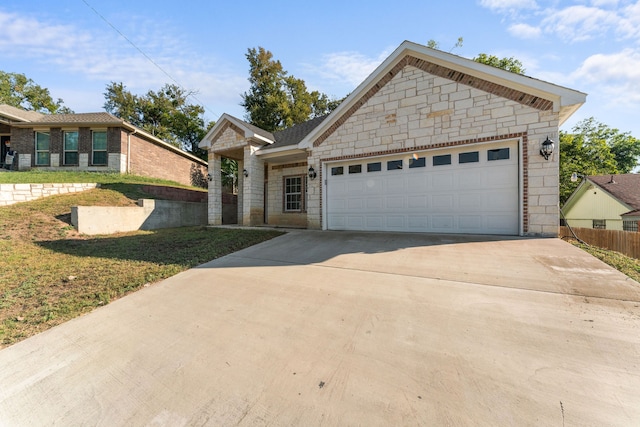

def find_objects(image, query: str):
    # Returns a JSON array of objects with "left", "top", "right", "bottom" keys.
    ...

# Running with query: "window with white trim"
[
  {"left": 283, "top": 175, "right": 306, "bottom": 212},
  {"left": 593, "top": 219, "right": 606, "bottom": 229},
  {"left": 35, "top": 132, "right": 50, "bottom": 166},
  {"left": 64, "top": 131, "right": 79, "bottom": 165},
  {"left": 92, "top": 131, "right": 107, "bottom": 165},
  {"left": 623, "top": 220, "right": 638, "bottom": 232}
]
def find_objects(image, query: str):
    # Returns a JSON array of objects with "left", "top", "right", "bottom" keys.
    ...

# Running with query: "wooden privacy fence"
[{"left": 559, "top": 226, "right": 640, "bottom": 259}]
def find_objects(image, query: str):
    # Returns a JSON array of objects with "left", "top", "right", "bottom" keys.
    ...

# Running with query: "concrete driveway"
[{"left": 1, "top": 231, "right": 640, "bottom": 426}]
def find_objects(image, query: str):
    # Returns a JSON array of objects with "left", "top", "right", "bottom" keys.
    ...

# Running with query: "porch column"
[
  {"left": 207, "top": 152, "right": 222, "bottom": 225},
  {"left": 241, "top": 144, "right": 265, "bottom": 226}
]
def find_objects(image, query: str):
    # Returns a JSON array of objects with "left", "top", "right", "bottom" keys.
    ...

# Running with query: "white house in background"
[
  {"left": 562, "top": 174, "right": 640, "bottom": 232},
  {"left": 199, "top": 40, "right": 587, "bottom": 236}
]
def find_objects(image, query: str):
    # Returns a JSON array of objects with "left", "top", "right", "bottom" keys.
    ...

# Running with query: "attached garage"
[
  {"left": 200, "top": 41, "right": 587, "bottom": 237},
  {"left": 325, "top": 140, "right": 520, "bottom": 235}
]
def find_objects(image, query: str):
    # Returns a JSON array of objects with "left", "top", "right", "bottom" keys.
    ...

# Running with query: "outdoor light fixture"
[
  {"left": 308, "top": 166, "right": 317, "bottom": 180},
  {"left": 570, "top": 172, "right": 584, "bottom": 183},
  {"left": 207, "top": 173, "right": 213, "bottom": 182},
  {"left": 540, "top": 137, "right": 555, "bottom": 160},
  {"left": 243, "top": 169, "right": 248, "bottom": 178}
]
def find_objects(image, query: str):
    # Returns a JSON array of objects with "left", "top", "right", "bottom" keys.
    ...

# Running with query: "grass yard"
[
  {"left": 0, "top": 171, "right": 283, "bottom": 348},
  {"left": 566, "top": 239, "right": 640, "bottom": 283}
]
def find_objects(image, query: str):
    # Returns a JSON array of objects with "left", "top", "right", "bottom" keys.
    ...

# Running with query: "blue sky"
[{"left": 1, "top": 0, "right": 639, "bottom": 138}]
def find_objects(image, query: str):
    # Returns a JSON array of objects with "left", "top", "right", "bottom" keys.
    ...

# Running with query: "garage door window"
[
  {"left": 367, "top": 162, "right": 382, "bottom": 172},
  {"left": 459, "top": 151, "right": 479, "bottom": 164},
  {"left": 331, "top": 166, "right": 344, "bottom": 176},
  {"left": 387, "top": 160, "right": 403, "bottom": 170},
  {"left": 488, "top": 148, "right": 510, "bottom": 161},
  {"left": 349, "top": 164, "right": 362, "bottom": 174},
  {"left": 284, "top": 176, "right": 305, "bottom": 212},
  {"left": 409, "top": 157, "right": 426, "bottom": 168},
  {"left": 433, "top": 154, "right": 451, "bottom": 166}
]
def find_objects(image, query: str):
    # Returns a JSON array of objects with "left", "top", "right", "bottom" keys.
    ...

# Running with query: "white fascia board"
[
  {"left": 256, "top": 145, "right": 306, "bottom": 159},
  {"left": 198, "top": 113, "right": 275, "bottom": 149}
]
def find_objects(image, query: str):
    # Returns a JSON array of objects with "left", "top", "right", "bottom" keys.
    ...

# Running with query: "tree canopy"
[
  {"left": 241, "top": 47, "right": 342, "bottom": 132},
  {"left": 473, "top": 53, "right": 525, "bottom": 75},
  {"left": 0, "top": 71, "right": 73, "bottom": 113},
  {"left": 560, "top": 117, "right": 640, "bottom": 204},
  {"left": 103, "top": 82, "right": 208, "bottom": 159}
]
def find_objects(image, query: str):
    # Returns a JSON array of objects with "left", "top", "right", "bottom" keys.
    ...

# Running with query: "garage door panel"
[
  {"left": 432, "top": 194, "right": 454, "bottom": 210},
  {"left": 407, "top": 216, "right": 428, "bottom": 229},
  {"left": 327, "top": 141, "right": 519, "bottom": 235},
  {"left": 432, "top": 216, "right": 454, "bottom": 230},
  {"left": 366, "top": 197, "right": 384, "bottom": 209},
  {"left": 385, "top": 195, "right": 405, "bottom": 209},
  {"left": 458, "top": 193, "right": 483, "bottom": 210},
  {"left": 458, "top": 170, "right": 484, "bottom": 189},
  {"left": 432, "top": 173, "right": 454, "bottom": 189},
  {"left": 366, "top": 216, "right": 384, "bottom": 229},
  {"left": 408, "top": 195, "right": 428, "bottom": 209},
  {"left": 386, "top": 216, "right": 406, "bottom": 229},
  {"left": 459, "top": 215, "right": 483, "bottom": 230}
]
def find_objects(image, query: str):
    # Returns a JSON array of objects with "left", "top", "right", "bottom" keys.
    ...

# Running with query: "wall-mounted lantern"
[
  {"left": 308, "top": 166, "right": 317, "bottom": 180},
  {"left": 540, "top": 137, "right": 555, "bottom": 160}
]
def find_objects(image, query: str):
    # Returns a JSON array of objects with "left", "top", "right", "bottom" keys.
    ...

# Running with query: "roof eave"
[
  {"left": 256, "top": 145, "right": 307, "bottom": 160},
  {"left": 300, "top": 40, "right": 586, "bottom": 148}
]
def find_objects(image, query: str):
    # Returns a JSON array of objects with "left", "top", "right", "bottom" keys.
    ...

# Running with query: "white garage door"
[{"left": 326, "top": 141, "right": 519, "bottom": 235}]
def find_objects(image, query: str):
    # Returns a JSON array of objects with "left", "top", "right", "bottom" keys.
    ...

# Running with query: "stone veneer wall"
[
  {"left": 0, "top": 183, "right": 98, "bottom": 206},
  {"left": 307, "top": 63, "right": 560, "bottom": 236}
]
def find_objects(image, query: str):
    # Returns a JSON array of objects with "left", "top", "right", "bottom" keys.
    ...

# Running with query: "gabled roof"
[
  {"left": 268, "top": 114, "right": 329, "bottom": 149},
  {"left": 27, "top": 112, "right": 123, "bottom": 125},
  {"left": 199, "top": 113, "right": 275, "bottom": 149},
  {"left": 589, "top": 174, "right": 640, "bottom": 213},
  {"left": 0, "top": 104, "right": 45, "bottom": 122},
  {"left": 199, "top": 40, "right": 587, "bottom": 156},
  {"left": 1, "top": 104, "right": 206, "bottom": 165},
  {"left": 563, "top": 174, "right": 640, "bottom": 215},
  {"left": 299, "top": 40, "right": 586, "bottom": 149}
]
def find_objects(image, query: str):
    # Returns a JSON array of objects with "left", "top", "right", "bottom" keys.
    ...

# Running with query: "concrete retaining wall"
[
  {"left": 71, "top": 199, "right": 207, "bottom": 235},
  {"left": 0, "top": 183, "right": 98, "bottom": 206}
]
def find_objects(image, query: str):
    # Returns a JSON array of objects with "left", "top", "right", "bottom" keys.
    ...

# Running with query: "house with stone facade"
[
  {"left": 199, "top": 40, "right": 587, "bottom": 236},
  {"left": 0, "top": 104, "right": 208, "bottom": 187}
]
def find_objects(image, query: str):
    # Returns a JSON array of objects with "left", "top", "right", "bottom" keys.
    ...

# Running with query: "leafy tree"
[
  {"left": 241, "top": 47, "right": 343, "bottom": 132},
  {"left": 473, "top": 53, "right": 525, "bottom": 75},
  {"left": 104, "top": 82, "right": 207, "bottom": 159},
  {"left": 0, "top": 71, "right": 73, "bottom": 113},
  {"left": 560, "top": 117, "right": 640, "bottom": 204}
]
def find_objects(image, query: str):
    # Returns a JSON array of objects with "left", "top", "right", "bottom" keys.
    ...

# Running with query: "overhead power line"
[{"left": 81, "top": 0, "right": 219, "bottom": 120}]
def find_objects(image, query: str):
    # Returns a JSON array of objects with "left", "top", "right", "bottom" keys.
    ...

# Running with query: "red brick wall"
[{"left": 127, "top": 132, "right": 207, "bottom": 187}]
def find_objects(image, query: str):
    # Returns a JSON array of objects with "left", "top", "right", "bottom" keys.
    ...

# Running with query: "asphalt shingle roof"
[
  {"left": 0, "top": 104, "right": 45, "bottom": 122},
  {"left": 29, "top": 112, "right": 124, "bottom": 125},
  {"left": 590, "top": 174, "right": 640, "bottom": 212},
  {"left": 267, "top": 114, "right": 329, "bottom": 149}
]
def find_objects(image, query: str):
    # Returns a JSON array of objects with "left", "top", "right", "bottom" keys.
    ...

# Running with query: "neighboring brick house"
[
  {"left": 199, "top": 41, "right": 587, "bottom": 236},
  {"left": 562, "top": 174, "right": 640, "bottom": 232},
  {"left": 0, "top": 104, "right": 208, "bottom": 187}
]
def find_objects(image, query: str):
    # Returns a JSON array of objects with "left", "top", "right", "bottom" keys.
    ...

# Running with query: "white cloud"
[
  {"left": 508, "top": 22, "right": 542, "bottom": 39},
  {"left": 572, "top": 48, "right": 640, "bottom": 105},
  {"left": 479, "top": 0, "right": 538, "bottom": 10},
  {"left": 0, "top": 10, "right": 241, "bottom": 119},
  {"left": 302, "top": 49, "right": 393, "bottom": 95},
  {"left": 541, "top": 5, "right": 621, "bottom": 42}
]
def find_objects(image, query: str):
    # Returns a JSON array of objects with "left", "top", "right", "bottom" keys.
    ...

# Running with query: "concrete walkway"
[{"left": 1, "top": 231, "right": 639, "bottom": 426}]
